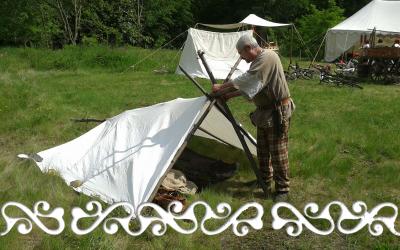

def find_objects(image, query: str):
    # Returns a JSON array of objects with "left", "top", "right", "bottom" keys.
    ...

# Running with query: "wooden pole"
[
  {"left": 179, "top": 65, "right": 257, "bottom": 147},
  {"left": 197, "top": 50, "right": 269, "bottom": 195},
  {"left": 224, "top": 57, "right": 242, "bottom": 84}
]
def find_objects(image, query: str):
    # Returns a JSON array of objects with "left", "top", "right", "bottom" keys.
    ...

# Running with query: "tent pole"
[
  {"left": 197, "top": 50, "right": 269, "bottom": 196},
  {"left": 197, "top": 127, "right": 236, "bottom": 148},
  {"left": 179, "top": 65, "right": 257, "bottom": 147},
  {"left": 147, "top": 99, "right": 217, "bottom": 204},
  {"left": 179, "top": 65, "right": 211, "bottom": 98},
  {"left": 293, "top": 25, "right": 314, "bottom": 62},
  {"left": 310, "top": 32, "right": 327, "bottom": 68},
  {"left": 290, "top": 25, "right": 293, "bottom": 65},
  {"left": 213, "top": 102, "right": 257, "bottom": 147}
]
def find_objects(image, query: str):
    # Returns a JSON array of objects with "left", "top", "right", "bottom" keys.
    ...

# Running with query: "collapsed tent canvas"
[
  {"left": 176, "top": 28, "right": 252, "bottom": 79},
  {"left": 19, "top": 96, "right": 256, "bottom": 214},
  {"left": 325, "top": 0, "right": 400, "bottom": 62}
]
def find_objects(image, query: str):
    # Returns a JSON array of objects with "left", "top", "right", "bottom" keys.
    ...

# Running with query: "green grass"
[{"left": 1, "top": 46, "right": 400, "bottom": 249}]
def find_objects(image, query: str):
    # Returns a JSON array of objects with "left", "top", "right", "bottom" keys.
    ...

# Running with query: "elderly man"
[{"left": 211, "top": 34, "right": 295, "bottom": 201}]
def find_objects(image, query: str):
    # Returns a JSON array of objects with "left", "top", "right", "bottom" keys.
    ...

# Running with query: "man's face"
[{"left": 238, "top": 45, "right": 254, "bottom": 63}]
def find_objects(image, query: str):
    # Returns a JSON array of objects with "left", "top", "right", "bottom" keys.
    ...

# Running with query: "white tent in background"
[
  {"left": 199, "top": 14, "right": 291, "bottom": 30},
  {"left": 325, "top": 0, "right": 400, "bottom": 62},
  {"left": 176, "top": 28, "right": 253, "bottom": 79},
  {"left": 19, "top": 97, "right": 256, "bottom": 214},
  {"left": 176, "top": 14, "right": 291, "bottom": 80}
]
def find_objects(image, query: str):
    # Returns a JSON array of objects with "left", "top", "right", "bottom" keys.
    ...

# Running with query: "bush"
[{"left": 296, "top": 0, "right": 345, "bottom": 60}]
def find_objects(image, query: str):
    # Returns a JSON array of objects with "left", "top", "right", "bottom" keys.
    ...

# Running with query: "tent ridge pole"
[
  {"left": 179, "top": 66, "right": 257, "bottom": 147},
  {"left": 197, "top": 51, "right": 269, "bottom": 195},
  {"left": 197, "top": 126, "right": 236, "bottom": 148}
]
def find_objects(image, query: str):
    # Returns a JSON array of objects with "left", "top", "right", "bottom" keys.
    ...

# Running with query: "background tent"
[
  {"left": 325, "top": 0, "right": 400, "bottom": 62},
  {"left": 176, "top": 14, "right": 292, "bottom": 80},
  {"left": 198, "top": 14, "right": 291, "bottom": 30},
  {"left": 19, "top": 97, "right": 256, "bottom": 214},
  {"left": 175, "top": 28, "right": 252, "bottom": 80}
]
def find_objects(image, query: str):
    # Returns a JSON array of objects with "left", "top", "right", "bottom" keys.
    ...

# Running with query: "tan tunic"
[{"left": 232, "top": 49, "right": 295, "bottom": 128}]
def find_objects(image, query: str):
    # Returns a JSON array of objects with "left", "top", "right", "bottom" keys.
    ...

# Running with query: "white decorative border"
[
  {"left": 271, "top": 201, "right": 400, "bottom": 236},
  {"left": 1, "top": 200, "right": 399, "bottom": 237},
  {"left": 1, "top": 200, "right": 263, "bottom": 236},
  {"left": 0, "top": 201, "right": 65, "bottom": 235}
]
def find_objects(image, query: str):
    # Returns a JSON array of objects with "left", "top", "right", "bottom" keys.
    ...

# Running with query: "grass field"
[{"left": 1, "top": 46, "right": 400, "bottom": 249}]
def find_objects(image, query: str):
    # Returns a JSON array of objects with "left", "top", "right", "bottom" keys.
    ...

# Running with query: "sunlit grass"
[{"left": 1, "top": 46, "right": 400, "bottom": 249}]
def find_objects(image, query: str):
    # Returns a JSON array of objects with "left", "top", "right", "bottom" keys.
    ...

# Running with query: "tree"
[
  {"left": 0, "top": 0, "right": 61, "bottom": 47},
  {"left": 336, "top": 0, "right": 371, "bottom": 17},
  {"left": 269, "top": 0, "right": 311, "bottom": 24},
  {"left": 296, "top": 0, "right": 344, "bottom": 59},
  {"left": 44, "top": 0, "right": 85, "bottom": 45},
  {"left": 81, "top": 0, "right": 150, "bottom": 46},
  {"left": 142, "top": 0, "right": 193, "bottom": 48}
]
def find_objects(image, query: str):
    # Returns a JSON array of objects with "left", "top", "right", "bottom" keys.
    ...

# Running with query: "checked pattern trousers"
[{"left": 256, "top": 125, "right": 290, "bottom": 193}]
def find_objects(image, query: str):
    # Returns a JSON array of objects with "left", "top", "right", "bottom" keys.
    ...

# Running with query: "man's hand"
[
  {"left": 211, "top": 84, "right": 224, "bottom": 93},
  {"left": 210, "top": 82, "right": 239, "bottom": 100}
]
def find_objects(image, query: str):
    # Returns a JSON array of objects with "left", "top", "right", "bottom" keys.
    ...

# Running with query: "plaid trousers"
[{"left": 256, "top": 123, "right": 290, "bottom": 193}]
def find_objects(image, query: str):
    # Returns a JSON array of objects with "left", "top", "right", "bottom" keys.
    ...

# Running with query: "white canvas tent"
[
  {"left": 176, "top": 28, "right": 253, "bottom": 79},
  {"left": 176, "top": 14, "right": 292, "bottom": 80},
  {"left": 199, "top": 14, "right": 291, "bottom": 30},
  {"left": 325, "top": 0, "right": 400, "bottom": 62},
  {"left": 19, "top": 96, "right": 256, "bottom": 214}
]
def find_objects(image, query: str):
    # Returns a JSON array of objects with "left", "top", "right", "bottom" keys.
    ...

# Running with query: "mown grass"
[{"left": 1, "top": 46, "right": 400, "bottom": 249}]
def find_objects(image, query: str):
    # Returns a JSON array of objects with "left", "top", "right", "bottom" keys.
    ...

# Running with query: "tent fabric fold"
[{"left": 21, "top": 97, "right": 256, "bottom": 214}]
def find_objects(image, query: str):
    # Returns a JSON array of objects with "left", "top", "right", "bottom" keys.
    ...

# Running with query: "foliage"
[
  {"left": 141, "top": 0, "right": 193, "bottom": 48},
  {"left": 0, "top": 0, "right": 375, "bottom": 50},
  {"left": 0, "top": 0, "right": 61, "bottom": 47},
  {"left": 296, "top": 0, "right": 345, "bottom": 59}
]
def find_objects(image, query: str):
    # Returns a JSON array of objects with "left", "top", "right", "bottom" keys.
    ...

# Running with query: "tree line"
[{"left": 0, "top": 0, "right": 370, "bottom": 53}]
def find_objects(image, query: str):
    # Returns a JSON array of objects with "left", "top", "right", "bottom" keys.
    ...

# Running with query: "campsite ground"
[{"left": 1, "top": 46, "right": 400, "bottom": 249}]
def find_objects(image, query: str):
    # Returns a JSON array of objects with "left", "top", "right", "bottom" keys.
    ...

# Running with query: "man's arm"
[
  {"left": 211, "top": 82, "right": 234, "bottom": 93},
  {"left": 211, "top": 82, "right": 242, "bottom": 100},
  {"left": 211, "top": 82, "right": 236, "bottom": 96},
  {"left": 223, "top": 90, "right": 242, "bottom": 100}
]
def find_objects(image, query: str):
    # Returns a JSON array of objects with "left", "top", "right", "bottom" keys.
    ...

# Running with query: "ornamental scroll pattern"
[
  {"left": 1, "top": 201, "right": 400, "bottom": 236},
  {"left": 0, "top": 201, "right": 65, "bottom": 236},
  {"left": 71, "top": 201, "right": 263, "bottom": 236},
  {"left": 271, "top": 201, "right": 400, "bottom": 236},
  {"left": 0, "top": 200, "right": 263, "bottom": 236}
]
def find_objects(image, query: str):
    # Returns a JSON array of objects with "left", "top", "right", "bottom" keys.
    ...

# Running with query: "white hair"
[{"left": 236, "top": 34, "right": 260, "bottom": 51}]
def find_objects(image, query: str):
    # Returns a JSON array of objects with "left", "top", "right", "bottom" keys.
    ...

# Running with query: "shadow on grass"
[{"left": 202, "top": 178, "right": 267, "bottom": 201}]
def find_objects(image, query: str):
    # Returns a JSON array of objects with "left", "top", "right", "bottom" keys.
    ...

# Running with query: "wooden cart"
[{"left": 361, "top": 47, "right": 400, "bottom": 81}]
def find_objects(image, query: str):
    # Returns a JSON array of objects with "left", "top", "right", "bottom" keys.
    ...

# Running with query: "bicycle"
[
  {"left": 284, "top": 63, "right": 317, "bottom": 81},
  {"left": 313, "top": 64, "right": 363, "bottom": 89}
]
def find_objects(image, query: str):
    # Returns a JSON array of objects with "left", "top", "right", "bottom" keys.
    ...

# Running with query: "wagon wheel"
[{"left": 370, "top": 60, "right": 385, "bottom": 81}]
